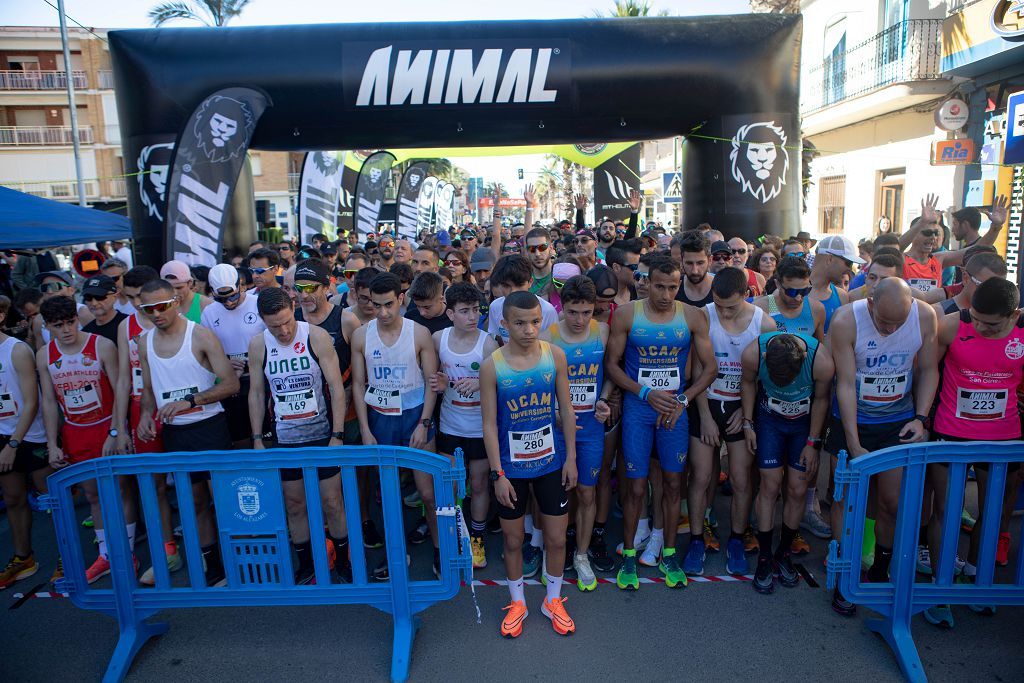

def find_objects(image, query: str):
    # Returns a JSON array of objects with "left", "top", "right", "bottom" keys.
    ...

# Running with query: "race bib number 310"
[{"left": 569, "top": 383, "right": 597, "bottom": 412}]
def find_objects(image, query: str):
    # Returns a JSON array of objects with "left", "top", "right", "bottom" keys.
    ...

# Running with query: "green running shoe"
[
  {"left": 658, "top": 548, "right": 687, "bottom": 589},
  {"left": 616, "top": 550, "right": 640, "bottom": 590}
]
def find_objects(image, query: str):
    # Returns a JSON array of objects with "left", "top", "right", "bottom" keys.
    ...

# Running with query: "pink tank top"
[{"left": 934, "top": 311, "right": 1024, "bottom": 440}]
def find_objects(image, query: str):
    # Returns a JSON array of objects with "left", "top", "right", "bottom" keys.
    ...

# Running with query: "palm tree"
[
  {"left": 749, "top": 0, "right": 800, "bottom": 13},
  {"left": 595, "top": 1, "right": 669, "bottom": 17},
  {"left": 149, "top": 0, "right": 252, "bottom": 27}
]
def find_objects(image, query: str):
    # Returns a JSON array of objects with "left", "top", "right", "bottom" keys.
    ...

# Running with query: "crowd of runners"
[{"left": 1, "top": 186, "right": 1022, "bottom": 638}]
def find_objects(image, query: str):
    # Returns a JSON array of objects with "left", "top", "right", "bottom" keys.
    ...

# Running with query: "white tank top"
[
  {"left": 363, "top": 318, "right": 424, "bottom": 414},
  {"left": 200, "top": 294, "right": 266, "bottom": 373},
  {"left": 438, "top": 327, "right": 487, "bottom": 437},
  {"left": 705, "top": 303, "right": 764, "bottom": 402},
  {"left": 145, "top": 320, "right": 223, "bottom": 426},
  {"left": 853, "top": 298, "right": 922, "bottom": 424},
  {"left": 262, "top": 322, "right": 330, "bottom": 444},
  {"left": 0, "top": 337, "right": 46, "bottom": 442}
]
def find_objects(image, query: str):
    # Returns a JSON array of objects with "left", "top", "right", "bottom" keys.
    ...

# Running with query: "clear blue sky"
[
  {"left": 2, "top": 0, "right": 750, "bottom": 29},
  {"left": 1, "top": 0, "right": 752, "bottom": 194}
]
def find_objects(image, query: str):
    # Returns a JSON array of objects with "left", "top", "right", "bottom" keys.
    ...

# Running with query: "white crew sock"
[
  {"left": 637, "top": 516, "right": 650, "bottom": 538},
  {"left": 805, "top": 488, "right": 818, "bottom": 514},
  {"left": 544, "top": 572, "right": 563, "bottom": 601},
  {"left": 649, "top": 528, "right": 664, "bottom": 543},
  {"left": 126, "top": 522, "right": 137, "bottom": 551},
  {"left": 508, "top": 576, "right": 525, "bottom": 603},
  {"left": 96, "top": 528, "right": 107, "bottom": 559},
  {"left": 531, "top": 528, "right": 544, "bottom": 549}
]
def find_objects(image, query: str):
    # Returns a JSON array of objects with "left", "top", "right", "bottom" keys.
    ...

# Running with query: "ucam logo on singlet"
[{"left": 343, "top": 41, "right": 571, "bottom": 109}]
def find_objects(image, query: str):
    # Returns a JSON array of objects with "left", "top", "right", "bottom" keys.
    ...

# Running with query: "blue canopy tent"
[{"left": 0, "top": 186, "right": 132, "bottom": 249}]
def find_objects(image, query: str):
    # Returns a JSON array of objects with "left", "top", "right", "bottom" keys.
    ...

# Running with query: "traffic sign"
[{"left": 662, "top": 171, "right": 682, "bottom": 203}]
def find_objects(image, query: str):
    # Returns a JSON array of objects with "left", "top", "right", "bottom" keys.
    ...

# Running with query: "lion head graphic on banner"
[
  {"left": 192, "top": 95, "right": 255, "bottom": 163},
  {"left": 729, "top": 121, "right": 789, "bottom": 204}
]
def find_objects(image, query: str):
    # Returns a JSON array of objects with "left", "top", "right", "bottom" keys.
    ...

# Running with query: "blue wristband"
[{"left": 638, "top": 386, "right": 651, "bottom": 401}]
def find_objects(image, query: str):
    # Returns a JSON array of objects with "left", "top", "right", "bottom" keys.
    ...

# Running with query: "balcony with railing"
[
  {"left": 0, "top": 126, "right": 94, "bottom": 146},
  {"left": 0, "top": 70, "right": 88, "bottom": 91},
  {"left": 287, "top": 172, "right": 300, "bottom": 192},
  {"left": 802, "top": 19, "right": 945, "bottom": 115},
  {"left": 2, "top": 179, "right": 98, "bottom": 200}
]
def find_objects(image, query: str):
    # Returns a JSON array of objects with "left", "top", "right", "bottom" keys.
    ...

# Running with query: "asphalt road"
[{"left": 1, "top": 482, "right": 1022, "bottom": 682}]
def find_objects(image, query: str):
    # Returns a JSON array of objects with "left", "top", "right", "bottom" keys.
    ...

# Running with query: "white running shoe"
[
  {"left": 615, "top": 528, "right": 651, "bottom": 556},
  {"left": 640, "top": 533, "right": 664, "bottom": 567},
  {"left": 800, "top": 509, "right": 832, "bottom": 539},
  {"left": 574, "top": 552, "right": 597, "bottom": 591}
]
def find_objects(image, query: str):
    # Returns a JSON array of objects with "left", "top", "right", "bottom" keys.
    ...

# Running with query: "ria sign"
[{"left": 344, "top": 41, "right": 570, "bottom": 108}]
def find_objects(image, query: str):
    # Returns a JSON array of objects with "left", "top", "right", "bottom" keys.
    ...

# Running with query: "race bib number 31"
[
  {"left": 509, "top": 424, "right": 555, "bottom": 462},
  {"left": 63, "top": 383, "right": 100, "bottom": 414},
  {"left": 955, "top": 388, "right": 1007, "bottom": 421},
  {"left": 638, "top": 367, "right": 680, "bottom": 391},
  {"left": 569, "top": 383, "right": 597, "bottom": 412}
]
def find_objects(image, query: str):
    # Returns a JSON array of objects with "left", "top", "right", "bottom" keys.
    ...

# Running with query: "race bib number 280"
[{"left": 509, "top": 424, "right": 555, "bottom": 462}]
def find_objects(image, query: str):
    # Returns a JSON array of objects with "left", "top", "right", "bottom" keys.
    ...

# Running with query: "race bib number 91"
[{"left": 366, "top": 386, "right": 401, "bottom": 414}]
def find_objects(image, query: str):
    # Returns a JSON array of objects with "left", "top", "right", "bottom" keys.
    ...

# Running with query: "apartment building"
[
  {"left": 799, "top": 0, "right": 960, "bottom": 244},
  {"left": 0, "top": 25, "right": 293, "bottom": 236}
]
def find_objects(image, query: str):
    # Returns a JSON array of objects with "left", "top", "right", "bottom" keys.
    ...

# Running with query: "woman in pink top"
[{"left": 927, "top": 278, "right": 1024, "bottom": 615}]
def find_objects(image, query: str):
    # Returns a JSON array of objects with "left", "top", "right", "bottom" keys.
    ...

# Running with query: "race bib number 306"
[
  {"left": 509, "top": 424, "right": 555, "bottom": 462},
  {"left": 638, "top": 367, "right": 680, "bottom": 391}
]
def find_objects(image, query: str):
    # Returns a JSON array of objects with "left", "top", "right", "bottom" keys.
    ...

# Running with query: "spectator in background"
[
  {"left": 112, "top": 240, "right": 133, "bottom": 268},
  {"left": 10, "top": 250, "right": 39, "bottom": 293},
  {"left": 752, "top": 246, "right": 781, "bottom": 294}
]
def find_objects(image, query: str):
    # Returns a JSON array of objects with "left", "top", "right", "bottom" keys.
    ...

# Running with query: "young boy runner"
[
  {"left": 430, "top": 282, "right": 498, "bottom": 569},
  {"left": 350, "top": 273, "right": 442, "bottom": 578},
  {"left": 36, "top": 295, "right": 126, "bottom": 583},
  {"left": 541, "top": 276, "right": 612, "bottom": 591},
  {"left": 0, "top": 295, "right": 51, "bottom": 589},
  {"left": 740, "top": 332, "right": 834, "bottom": 593},
  {"left": 480, "top": 290, "right": 578, "bottom": 637},
  {"left": 248, "top": 287, "right": 352, "bottom": 584}
]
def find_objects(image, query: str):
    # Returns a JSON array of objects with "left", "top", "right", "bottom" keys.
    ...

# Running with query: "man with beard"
[
  {"left": 377, "top": 235, "right": 397, "bottom": 270},
  {"left": 899, "top": 195, "right": 1005, "bottom": 293},
  {"left": 948, "top": 195, "right": 1008, "bottom": 249},
  {"left": 524, "top": 227, "right": 554, "bottom": 296},
  {"left": 676, "top": 232, "right": 715, "bottom": 307}
]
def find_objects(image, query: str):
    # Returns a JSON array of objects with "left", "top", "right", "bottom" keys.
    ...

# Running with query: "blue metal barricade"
[
  {"left": 826, "top": 441, "right": 1024, "bottom": 682},
  {"left": 44, "top": 446, "right": 470, "bottom": 683}
]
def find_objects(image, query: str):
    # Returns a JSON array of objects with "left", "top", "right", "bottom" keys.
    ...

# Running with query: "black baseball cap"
[
  {"left": 82, "top": 274, "right": 117, "bottom": 297},
  {"left": 585, "top": 265, "right": 618, "bottom": 298},
  {"left": 710, "top": 240, "right": 732, "bottom": 255},
  {"left": 294, "top": 259, "right": 331, "bottom": 286}
]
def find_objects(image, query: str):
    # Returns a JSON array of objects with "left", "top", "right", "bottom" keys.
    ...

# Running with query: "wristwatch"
[
  {"left": 420, "top": 418, "right": 433, "bottom": 429},
  {"left": 489, "top": 469, "right": 505, "bottom": 481},
  {"left": 331, "top": 431, "right": 345, "bottom": 441},
  {"left": 806, "top": 436, "right": 823, "bottom": 448},
  {"left": 251, "top": 434, "right": 263, "bottom": 442},
  {"left": 6, "top": 438, "right": 20, "bottom": 449},
  {"left": 914, "top": 414, "right": 929, "bottom": 426},
  {"left": 676, "top": 393, "right": 690, "bottom": 409},
  {"left": 108, "top": 428, "right": 119, "bottom": 438},
  {"left": 184, "top": 393, "right": 197, "bottom": 409}
]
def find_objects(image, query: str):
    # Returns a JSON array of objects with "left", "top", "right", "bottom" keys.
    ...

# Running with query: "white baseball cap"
[
  {"left": 815, "top": 235, "right": 865, "bottom": 265},
  {"left": 208, "top": 263, "right": 240, "bottom": 293}
]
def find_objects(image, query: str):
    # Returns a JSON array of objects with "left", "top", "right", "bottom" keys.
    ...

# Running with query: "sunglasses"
[
  {"left": 633, "top": 271, "right": 649, "bottom": 282},
  {"left": 920, "top": 229, "right": 940, "bottom": 238},
  {"left": 526, "top": 244, "right": 549, "bottom": 254},
  {"left": 787, "top": 252, "right": 806, "bottom": 259},
  {"left": 40, "top": 281, "right": 70, "bottom": 293},
  {"left": 445, "top": 258, "right": 463, "bottom": 266},
  {"left": 731, "top": 248, "right": 747, "bottom": 255},
  {"left": 782, "top": 286, "right": 813, "bottom": 298},
  {"left": 251, "top": 267, "right": 272, "bottom": 275},
  {"left": 553, "top": 278, "right": 567, "bottom": 289},
  {"left": 503, "top": 245, "right": 521, "bottom": 254},
  {"left": 343, "top": 268, "right": 359, "bottom": 276},
  {"left": 293, "top": 283, "right": 321, "bottom": 294},
  {"left": 625, "top": 263, "right": 639, "bottom": 272},
  {"left": 139, "top": 298, "right": 176, "bottom": 314},
  {"left": 461, "top": 234, "right": 477, "bottom": 241},
  {"left": 278, "top": 245, "right": 293, "bottom": 251},
  {"left": 83, "top": 293, "right": 112, "bottom": 302},
  {"left": 711, "top": 254, "right": 732, "bottom": 262},
  {"left": 379, "top": 240, "right": 395, "bottom": 248},
  {"left": 575, "top": 237, "right": 593, "bottom": 244},
  {"left": 213, "top": 290, "right": 241, "bottom": 304}
]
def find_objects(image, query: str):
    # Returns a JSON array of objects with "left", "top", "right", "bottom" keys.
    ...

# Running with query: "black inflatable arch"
[{"left": 110, "top": 15, "right": 802, "bottom": 266}]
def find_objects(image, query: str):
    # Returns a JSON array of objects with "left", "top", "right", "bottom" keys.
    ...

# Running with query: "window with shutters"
[{"left": 818, "top": 175, "right": 846, "bottom": 234}]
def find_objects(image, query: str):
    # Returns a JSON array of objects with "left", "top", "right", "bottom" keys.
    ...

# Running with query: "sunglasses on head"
[
  {"left": 711, "top": 254, "right": 732, "bottom": 262},
  {"left": 921, "top": 229, "right": 940, "bottom": 238},
  {"left": 213, "top": 289, "right": 241, "bottom": 303},
  {"left": 782, "top": 286, "right": 813, "bottom": 298},
  {"left": 293, "top": 283, "right": 321, "bottom": 294},
  {"left": 526, "top": 244, "right": 549, "bottom": 254},
  {"left": 40, "top": 281, "right": 70, "bottom": 293},
  {"left": 139, "top": 298, "right": 176, "bottom": 314}
]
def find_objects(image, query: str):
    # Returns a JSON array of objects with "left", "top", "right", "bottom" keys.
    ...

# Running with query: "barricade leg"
[
  {"left": 389, "top": 615, "right": 418, "bottom": 683},
  {"left": 103, "top": 620, "right": 169, "bottom": 683},
  {"left": 865, "top": 614, "right": 926, "bottom": 683}
]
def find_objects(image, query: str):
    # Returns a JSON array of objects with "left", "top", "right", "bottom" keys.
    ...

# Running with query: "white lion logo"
[
  {"left": 729, "top": 121, "right": 789, "bottom": 204},
  {"left": 137, "top": 142, "right": 176, "bottom": 220},
  {"left": 192, "top": 95, "right": 254, "bottom": 162}
]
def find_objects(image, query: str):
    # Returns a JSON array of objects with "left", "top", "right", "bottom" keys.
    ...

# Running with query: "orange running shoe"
[
  {"left": 541, "top": 596, "right": 575, "bottom": 636},
  {"left": 703, "top": 520, "right": 721, "bottom": 553},
  {"left": 326, "top": 537, "right": 337, "bottom": 570},
  {"left": 500, "top": 600, "right": 528, "bottom": 638},
  {"left": 790, "top": 532, "right": 811, "bottom": 556}
]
